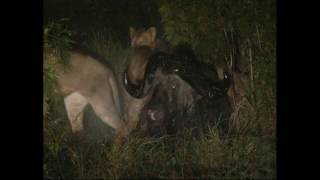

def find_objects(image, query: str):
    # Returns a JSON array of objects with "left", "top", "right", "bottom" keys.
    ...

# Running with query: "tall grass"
[{"left": 43, "top": 28, "right": 276, "bottom": 179}]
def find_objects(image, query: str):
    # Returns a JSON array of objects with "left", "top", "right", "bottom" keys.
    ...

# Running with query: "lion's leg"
[
  {"left": 109, "top": 74, "right": 122, "bottom": 116},
  {"left": 86, "top": 84, "right": 125, "bottom": 131},
  {"left": 64, "top": 92, "right": 88, "bottom": 133}
]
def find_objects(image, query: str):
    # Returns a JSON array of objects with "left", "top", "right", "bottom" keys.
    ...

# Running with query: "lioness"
[{"left": 45, "top": 48, "right": 125, "bottom": 133}]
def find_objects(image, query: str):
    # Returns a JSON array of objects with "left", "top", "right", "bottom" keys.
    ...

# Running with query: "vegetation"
[{"left": 44, "top": 0, "right": 276, "bottom": 179}]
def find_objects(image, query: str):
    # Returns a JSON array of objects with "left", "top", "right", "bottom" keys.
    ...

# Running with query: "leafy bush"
[{"left": 43, "top": 18, "right": 74, "bottom": 118}]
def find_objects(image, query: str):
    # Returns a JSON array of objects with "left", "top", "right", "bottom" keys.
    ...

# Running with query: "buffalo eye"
[{"left": 208, "top": 91, "right": 215, "bottom": 98}]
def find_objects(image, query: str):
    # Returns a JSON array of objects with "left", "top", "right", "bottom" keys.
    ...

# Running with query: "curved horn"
[
  {"left": 207, "top": 71, "right": 230, "bottom": 100},
  {"left": 123, "top": 52, "right": 170, "bottom": 98},
  {"left": 122, "top": 69, "right": 145, "bottom": 98},
  {"left": 176, "top": 67, "right": 230, "bottom": 100},
  {"left": 167, "top": 43, "right": 231, "bottom": 100}
]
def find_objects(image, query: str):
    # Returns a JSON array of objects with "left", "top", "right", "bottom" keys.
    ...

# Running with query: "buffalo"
[{"left": 122, "top": 43, "right": 232, "bottom": 137}]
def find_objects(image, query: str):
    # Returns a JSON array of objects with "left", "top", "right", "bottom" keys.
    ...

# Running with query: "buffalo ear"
[
  {"left": 147, "top": 26, "right": 157, "bottom": 42},
  {"left": 129, "top": 26, "right": 136, "bottom": 39}
]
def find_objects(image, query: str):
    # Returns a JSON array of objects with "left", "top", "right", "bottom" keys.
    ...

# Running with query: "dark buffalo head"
[{"left": 123, "top": 43, "right": 232, "bottom": 137}]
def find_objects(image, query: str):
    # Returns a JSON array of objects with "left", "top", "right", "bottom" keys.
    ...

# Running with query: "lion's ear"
[
  {"left": 147, "top": 27, "right": 157, "bottom": 42},
  {"left": 129, "top": 26, "right": 136, "bottom": 39}
]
